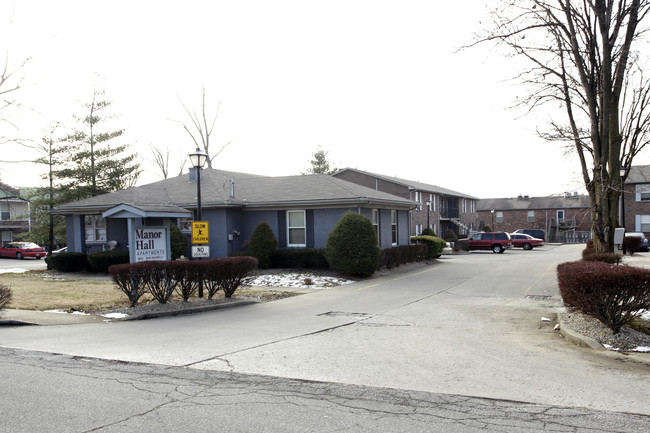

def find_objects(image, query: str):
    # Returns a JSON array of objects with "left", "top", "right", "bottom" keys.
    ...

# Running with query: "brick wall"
[{"left": 623, "top": 183, "right": 650, "bottom": 233}]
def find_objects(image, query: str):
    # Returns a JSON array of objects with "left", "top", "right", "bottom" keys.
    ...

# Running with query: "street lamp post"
[
  {"left": 620, "top": 166, "right": 628, "bottom": 231},
  {"left": 188, "top": 147, "right": 208, "bottom": 297},
  {"left": 491, "top": 209, "right": 495, "bottom": 231},
  {"left": 425, "top": 200, "right": 431, "bottom": 231}
]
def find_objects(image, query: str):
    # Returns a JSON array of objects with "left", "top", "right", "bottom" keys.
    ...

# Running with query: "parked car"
[
  {"left": 44, "top": 247, "right": 68, "bottom": 264},
  {"left": 462, "top": 232, "right": 512, "bottom": 254},
  {"left": 0, "top": 242, "right": 46, "bottom": 259},
  {"left": 510, "top": 233, "right": 544, "bottom": 250},
  {"left": 513, "top": 229, "right": 546, "bottom": 241},
  {"left": 624, "top": 232, "right": 649, "bottom": 252}
]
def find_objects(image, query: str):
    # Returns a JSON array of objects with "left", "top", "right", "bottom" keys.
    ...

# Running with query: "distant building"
[
  {"left": 622, "top": 165, "right": 650, "bottom": 234},
  {"left": 332, "top": 168, "right": 479, "bottom": 237},
  {"left": 0, "top": 182, "right": 30, "bottom": 245},
  {"left": 478, "top": 193, "right": 592, "bottom": 243}
]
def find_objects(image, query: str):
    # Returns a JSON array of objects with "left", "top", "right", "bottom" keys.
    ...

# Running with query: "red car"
[
  {"left": 509, "top": 233, "right": 544, "bottom": 250},
  {"left": 463, "top": 232, "right": 512, "bottom": 254},
  {"left": 0, "top": 242, "right": 46, "bottom": 259}
]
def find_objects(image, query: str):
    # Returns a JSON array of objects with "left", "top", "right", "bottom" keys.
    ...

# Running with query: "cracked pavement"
[
  {"left": 1, "top": 245, "right": 650, "bottom": 430},
  {"left": 2, "top": 347, "right": 648, "bottom": 433}
]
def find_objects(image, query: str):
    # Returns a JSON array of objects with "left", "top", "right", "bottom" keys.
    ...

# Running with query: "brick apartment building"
[
  {"left": 478, "top": 193, "right": 592, "bottom": 243},
  {"left": 332, "top": 168, "right": 479, "bottom": 237},
  {"left": 622, "top": 165, "right": 650, "bottom": 233}
]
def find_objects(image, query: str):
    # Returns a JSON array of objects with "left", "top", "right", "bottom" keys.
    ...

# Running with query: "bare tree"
[
  {"left": 150, "top": 143, "right": 170, "bottom": 179},
  {"left": 177, "top": 87, "right": 232, "bottom": 169},
  {"left": 473, "top": 0, "right": 650, "bottom": 252},
  {"left": 0, "top": 53, "right": 29, "bottom": 148}
]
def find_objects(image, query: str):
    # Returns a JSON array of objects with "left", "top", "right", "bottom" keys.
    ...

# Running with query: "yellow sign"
[{"left": 192, "top": 221, "right": 209, "bottom": 244}]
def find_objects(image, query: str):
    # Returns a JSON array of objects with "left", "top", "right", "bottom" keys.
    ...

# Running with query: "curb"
[
  {"left": 558, "top": 318, "right": 605, "bottom": 351},
  {"left": 119, "top": 300, "right": 259, "bottom": 321}
]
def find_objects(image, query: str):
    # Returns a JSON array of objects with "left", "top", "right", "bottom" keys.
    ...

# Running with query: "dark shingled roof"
[
  {"left": 55, "top": 169, "right": 417, "bottom": 214},
  {"left": 334, "top": 168, "right": 478, "bottom": 199}
]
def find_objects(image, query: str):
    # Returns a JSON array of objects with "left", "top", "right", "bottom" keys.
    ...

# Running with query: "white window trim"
[
  {"left": 391, "top": 210, "right": 398, "bottom": 246},
  {"left": 287, "top": 210, "right": 306, "bottom": 247},
  {"left": 496, "top": 211, "right": 503, "bottom": 223},
  {"left": 85, "top": 215, "right": 107, "bottom": 243},
  {"left": 636, "top": 184, "right": 650, "bottom": 202},
  {"left": 372, "top": 209, "right": 380, "bottom": 244},
  {"left": 527, "top": 210, "right": 535, "bottom": 223}
]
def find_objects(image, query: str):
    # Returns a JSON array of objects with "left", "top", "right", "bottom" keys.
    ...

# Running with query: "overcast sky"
[{"left": 2, "top": 0, "right": 647, "bottom": 199}]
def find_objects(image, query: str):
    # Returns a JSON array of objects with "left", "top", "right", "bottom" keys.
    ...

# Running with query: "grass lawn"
[
  {"left": 1, "top": 270, "right": 300, "bottom": 314},
  {"left": 0, "top": 270, "right": 130, "bottom": 312}
]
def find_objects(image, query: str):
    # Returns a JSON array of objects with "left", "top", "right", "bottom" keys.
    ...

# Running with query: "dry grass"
[
  {"left": 0, "top": 270, "right": 128, "bottom": 312},
  {"left": 1, "top": 270, "right": 300, "bottom": 313}
]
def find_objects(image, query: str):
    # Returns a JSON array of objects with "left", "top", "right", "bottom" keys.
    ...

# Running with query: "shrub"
[
  {"left": 380, "top": 245, "right": 427, "bottom": 268},
  {"left": 169, "top": 261, "right": 200, "bottom": 301},
  {"left": 138, "top": 261, "right": 176, "bottom": 304},
  {"left": 444, "top": 229, "right": 458, "bottom": 241},
  {"left": 557, "top": 260, "right": 650, "bottom": 333},
  {"left": 325, "top": 212, "right": 380, "bottom": 277},
  {"left": 249, "top": 221, "right": 277, "bottom": 269},
  {"left": 88, "top": 250, "right": 130, "bottom": 273},
  {"left": 482, "top": 225, "right": 493, "bottom": 232},
  {"left": 47, "top": 252, "right": 90, "bottom": 272},
  {"left": 108, "top": 263, "right": 147, "bottom": 307},
  {"left": 411, "top": 235, "right": 446, "bottom": 259},
  {"left": 0, "top": 283, "right": 12, "bottom": 310},
  {"left": 270, "top": 249, "right": 329, "bottom": 269},
  {"left": 421, "top": 227, "right": 438, "bottom": 237},
  {"left": 581, "top": 247, "right": 622, "bottom": 264},
  {"left": 623, "top": 236, "right": 643, "bottom": 255},
  {"left": 202, "top": 257, "right": 258, "bottom": 298},
  {"left": 454, "top": 239, "right": 470, "bottom": 252},
  {"left": 170, "top": 223, "right": 188, "bottom": 259}
]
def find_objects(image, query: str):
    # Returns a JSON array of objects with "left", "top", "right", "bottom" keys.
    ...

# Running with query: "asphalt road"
[
  {"left": 1, "top": 245, "right": 650, "bottom": 431},
  {"left": 2, "top": 346, "right": 648, "bottom": 433},
  {"left": 0, "top": 256, "right": 47, "bottom": 272}
]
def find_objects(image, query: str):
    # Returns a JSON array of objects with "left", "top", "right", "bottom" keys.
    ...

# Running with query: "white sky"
[{"left": 2, "top": 0, "right": 647, "bottom": 199}]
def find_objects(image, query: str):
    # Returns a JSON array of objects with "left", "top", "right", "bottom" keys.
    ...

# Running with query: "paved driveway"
[{"left": 1, "top": 244, "right": 649, "bottom": 415}]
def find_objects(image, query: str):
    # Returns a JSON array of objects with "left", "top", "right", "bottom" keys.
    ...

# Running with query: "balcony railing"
[{"left": 0, "top": 219, "right": 29, "bottom": 229}]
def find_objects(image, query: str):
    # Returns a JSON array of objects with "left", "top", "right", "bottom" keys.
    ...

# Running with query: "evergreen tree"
[
  {"left": 303, "top": 146, "right": 336, "bottom": 175},
  {"left": 55, "top": 89, "right": 141, "bottom": 202}
]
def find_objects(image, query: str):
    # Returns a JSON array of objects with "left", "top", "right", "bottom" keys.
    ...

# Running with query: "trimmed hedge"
[
  {"left": 380, "top": 245, "right": 427, "bottom": 268},
  {"left": 557, "top": 260, "right": 650, "bottom": 333},
  {"left": 108, "top": 263, "right": 148, "bottom": 307},
  {"left": 270, "top": 249, "right": 329, "bottom": 269},
  {"left": 0, "top": 282, "right": 12, "bottom": 310},
  {"left": 623, "top": 236, "right": 643, "bottom": 255},
  {"left": 47, "top": 252, "right": 90, "bottom": 273},
  {"left": 88, "top": 250, "right": 130, "bottom": 273},
  {"left": 411, "top": 235, "right": 446, "bottom": 259},
  {"left": 581, "top": 247, "right": 622, "bottom": 264},
  {"left": 108, "top": 256, "right": 259, "bottom": 305}
]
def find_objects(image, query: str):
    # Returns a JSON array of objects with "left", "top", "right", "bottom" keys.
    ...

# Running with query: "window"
[
  {"left": 0, "top": 202, "right": 9, "bottom": 221},
  {"left": 287, "top": 210, "right": 306, "bottom": 247},
  {"left": 470, "top": 200, "right": 475, "bottom": 214},
  {"left": 1, "top": 231, "right": 11, "bottom": 243},
  {"left": 391, "top": 210, "right": 398, "bottom": 245},
  {"left": 557, "top": 210, "right": 565, "bottom": 223},
  {"left": 414, "top": 192, "right": 422, "bottom": 211},
  {"left": 527, "top": 211, "right": 535, "bottom": 222},
  {"left": 496, "top": 211, "right": 503, "bottom": 223},
  {"left": 372, "top": 209, "right": 380, "bottom": 243},
  {"left": 638, "top": 215, "right": 650, "bottom": 232},
  {"left": 637, "top": 184, "right": 650, "bottom": 201},
  {"left": 178, "top": 217, "right": 192, "bottom": 232},
  {"left": 462, "top": 199, "right": 467, "bottom": 213},
  {"left": 415, "top": 224, "right": 422, "bottom": 236},
  {"left": 84, "top": 215, "right": 106, "bottom": 242},
  {"left": 430, "top": 194, "right": 436, "bottom": 212}
]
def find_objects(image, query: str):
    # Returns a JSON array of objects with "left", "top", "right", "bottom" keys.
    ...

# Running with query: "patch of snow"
[
  {"left": 44, "top": 309, "right": 89, "bottom": 315},
  {"left": 101, "top": 312, "right": 129, "bottom": 319},
  {"left": 541, "top": 317, "right": 552, "bottom": 322},
  {"left": 0, "top": 268, "right": 27, "bottom": 274},
  {"left": 243, "top": 273, "right": 354, "bottom": 289}
]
